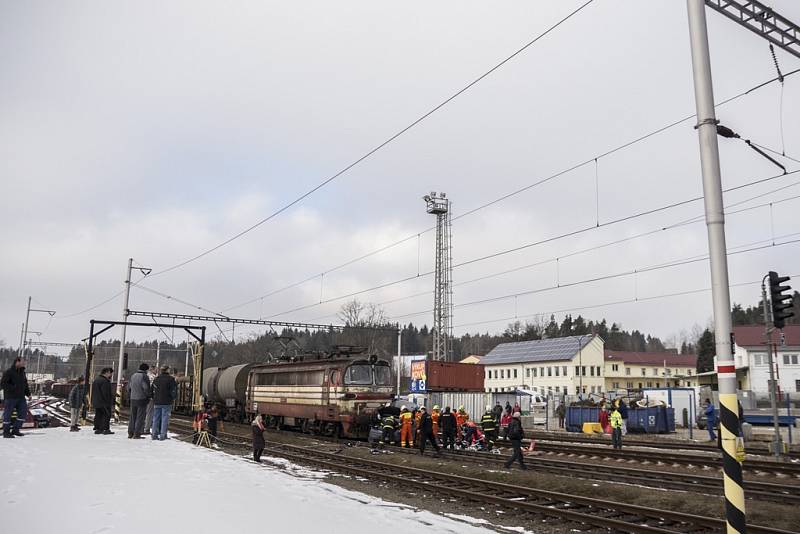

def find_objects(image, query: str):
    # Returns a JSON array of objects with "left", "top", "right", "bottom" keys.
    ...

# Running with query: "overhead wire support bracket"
[
  {"left": 705, "top": 0, "right": 800, "bottom": 60},
  {"left": 126, "top": 309, "right": 398, "bottom": 332}
]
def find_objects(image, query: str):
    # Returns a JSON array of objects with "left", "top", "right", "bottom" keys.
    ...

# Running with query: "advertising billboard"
[{"left": 410, "top": 360, "right": 427, "bottom": 392}]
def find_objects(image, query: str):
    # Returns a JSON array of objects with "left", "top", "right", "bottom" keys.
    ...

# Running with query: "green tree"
[{"left": 696, "top": 328, "right": 715, "bottom": 372}]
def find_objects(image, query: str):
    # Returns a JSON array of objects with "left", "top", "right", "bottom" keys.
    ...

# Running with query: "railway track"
[
  {"left": 161, "top": 413, "right": 799, "bottom": 503},
  {"left": 527, "top": 431, "right": 800, "bottom": 458},
  {"left": 526, "top": 440, "right": 800, "bottom": 477},
  {"left": 389, "top": 445, "right": 800, "bottom": 504},
  {"left": 162, "top": 418, "right": 792, "bottom": 534}
]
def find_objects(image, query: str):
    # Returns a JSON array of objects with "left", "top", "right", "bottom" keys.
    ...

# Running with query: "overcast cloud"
[{"left": 2, "top": 1, "right": 799, "bottom": 355}]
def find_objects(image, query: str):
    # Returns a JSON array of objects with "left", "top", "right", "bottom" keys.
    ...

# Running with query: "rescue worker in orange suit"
[
  {"left": 399, "top": 405, "right": 414, "bottom": 447},
  {"left": 431, "top": 405, "right": 441, "bottom": 442},
  {"left": 455, "top": 406, "right": 469, "bottom": 440}
]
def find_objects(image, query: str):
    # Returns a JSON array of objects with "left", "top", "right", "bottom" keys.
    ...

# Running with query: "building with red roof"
[
  {"left": 604, "top": 350, "right": 698, "bottom": 391},
  {"left": 731, "top": 325, "right": 800, "bottom": 396}
]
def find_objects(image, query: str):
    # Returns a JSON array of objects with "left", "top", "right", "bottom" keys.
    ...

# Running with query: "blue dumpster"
[
  {"left": 565, "top": 406, "right": 599, "bottom": 432},
  {"left": 627, "top": 406, "right": 675, "bottom": 433}
]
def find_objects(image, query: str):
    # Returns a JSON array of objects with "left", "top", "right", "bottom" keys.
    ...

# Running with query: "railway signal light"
[{"left": 768, "top": 271, "right": 794, "bottom": 329}]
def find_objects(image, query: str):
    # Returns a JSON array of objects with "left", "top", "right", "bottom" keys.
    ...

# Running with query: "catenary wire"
[
  {"left": 139, "top": 176, "right": 800, "bottom": 333},
  {"left": 218, "top": 67, "right": 800, "bottom": 314},
  {"left": 52, "top": 66, "right": 800, "bottom": 322},
  {"left": 265, "top": 168, "right": 800, "bottom": 319},
  {"left": 451, "top": 275, "right": 800, "bottom": 330},
  {"left": 146, "top": 0, "right": 596, "bottom": 280},
  {"left": 303, "top": 186, "right": 800, "bottom": 320},
  {"left": 390, "top": 236, "right": 800, "bottom": 321}
]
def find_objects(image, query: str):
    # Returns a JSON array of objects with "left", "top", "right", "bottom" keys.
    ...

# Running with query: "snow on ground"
[{"left": 0, "top": 426, "right": 500, "bottom": 534}]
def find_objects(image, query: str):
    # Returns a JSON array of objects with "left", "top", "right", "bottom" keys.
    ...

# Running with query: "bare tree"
[{"left": 337, "top": 299, "right": 391, "bottom": 355}]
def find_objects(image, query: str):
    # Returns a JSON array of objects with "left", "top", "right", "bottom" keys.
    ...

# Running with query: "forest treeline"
[{"left": 4, "top": 292, "right": 797, "bottom": 379}]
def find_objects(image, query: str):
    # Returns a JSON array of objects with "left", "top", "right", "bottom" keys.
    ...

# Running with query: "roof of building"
[
  {"left": 459, "top": 355, "right": 483, "bottom": 364},
  {"left": 604, "top": 350, "right": 697, "bottom": 367},
  {"left": 733, "top": 324, "right": 800, "bottom": 347},
  {"left": 482, "top": 336, "right": 595, "bottom": 365}
]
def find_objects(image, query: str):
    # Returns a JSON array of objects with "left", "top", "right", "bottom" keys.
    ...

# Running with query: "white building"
[
  {"left": 481, "top": 335, "right": 605, "bottom": 397},
  {"left": 731, "top": 325, "right": 800, "bottom": 397}
]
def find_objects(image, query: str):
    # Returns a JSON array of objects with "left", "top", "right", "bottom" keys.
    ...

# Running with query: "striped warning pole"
[
  {"left": 687, "top": 1, "right": 746, "bottom": 531},
  {"left": 717, "top": 363, "right": 746, "bottom": 532}
]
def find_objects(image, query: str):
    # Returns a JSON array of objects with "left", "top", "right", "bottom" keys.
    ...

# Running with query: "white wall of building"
[
  {"left": 738, "top": 345, "right": 800, "bottom": 396},
  {"left": 483, "top": 337, "right": 605, "bottom": 397}
]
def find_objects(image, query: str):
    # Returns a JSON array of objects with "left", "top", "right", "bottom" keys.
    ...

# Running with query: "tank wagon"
[
  {"left": 201, "top": 364, "right": 255, "bottom": 422},
  {"left": 246, "top": 354, "right": 393, "bottom": 438}
]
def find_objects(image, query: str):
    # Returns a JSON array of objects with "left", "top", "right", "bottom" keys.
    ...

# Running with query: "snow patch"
[{"left": 0, "top": 426, "right": 498, "bottom": 534}]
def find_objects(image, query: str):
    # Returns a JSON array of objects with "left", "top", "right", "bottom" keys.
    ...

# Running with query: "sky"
[{"left": 2, "top": 0, "right": 800, "bottom": 356}]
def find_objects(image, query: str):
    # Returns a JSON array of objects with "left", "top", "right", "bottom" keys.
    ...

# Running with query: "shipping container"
[
  {"left": 425, "top": 361, "right": 485, "bottom": 392},
  {"left": 428, "top": 391, "right": 488, "bottom": 422}
]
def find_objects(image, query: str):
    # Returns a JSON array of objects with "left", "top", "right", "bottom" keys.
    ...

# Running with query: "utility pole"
[
  {"left": 686, "top": 1, "right": 746, "bottom": 532},
  {"left": 185, "top": 334, "right": 190, "bottom": 376},
  {"left": 396, "top": 328, "right": 402, "bottom": 397},
  {"left": 18, "top": 322, "right": 25, "bottom": 360},
  {"left": 114, "top": 258, "right": 133, "bottom": 423},
  {"left": 18, "top": 297, "right": 55, "bottom": 362},
  {"left": 156, "top": 341, "right": 161, "bottom": 370},
  {"left": 761, "top": 280, "right": 784, "bottom": 457},
  {"left": 19, "top": 297, "right": 31, "bottom": 359}
]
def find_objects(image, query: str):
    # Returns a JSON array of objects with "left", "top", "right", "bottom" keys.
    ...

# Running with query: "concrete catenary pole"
[
  {"left": 396, "top": 328, "right": 402, "bottom": 397},
  {"left": 686, "top": 1, "right": 746, "bottom": 532},
  {"left": 114, "top": 258, "right": 133, "bottom": 423},
  {"left": 18, "top": 322, "right": 25, "bottom": 360},
  {"left": 19, "top": 296, "right": 31, "bottom": 359}
]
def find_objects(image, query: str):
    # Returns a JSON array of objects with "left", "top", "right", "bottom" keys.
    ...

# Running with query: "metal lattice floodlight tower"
[{"left": 423, "top": 192, "right": 453, "bottom": 361}]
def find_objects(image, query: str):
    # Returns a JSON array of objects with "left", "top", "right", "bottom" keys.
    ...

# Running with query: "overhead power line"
[
  {"left": 265, "top": 168, "right": 800, "bottom": 319},
  {"left": 451, "top": 275, "right": 800, "bottom": 330},
  {"left": 391, "top": 235, "right": 800, "bottom": 321},
  {"left": 221, "top": 66, "right": 800, "bottom": 315},
  {"left": 145, "top": 0, "right": 596, "bottom": 280}
]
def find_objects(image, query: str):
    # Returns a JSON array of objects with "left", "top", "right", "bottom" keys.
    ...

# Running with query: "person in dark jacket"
[
  {"left": 439, "top": 406, "right": 457, "bottom": 450},
  {"left": 151, "top": 365, "right": 177, "bottom": 441},
  {"left": 504, "top": 412, "right": 527, "bottom": 469},
  {"left": 381, "top": 412, "right": 396, "bottom": 444},
  {"left": 2, "top": 357, "right": 31, "bottom": 438},
  {"left": 127, "top": 363, "right": 151, "bottom": 439},
  {"left": 67, "top": 376, "right": 85, "bottom": 432},
  {"left": 494, "top": 402, "right": 505, "bottom": 424},
  {"left": 92, "top": 368, "right": 114, "bottom": 435},
  {"left": 418, "top": 407, "right": 441, "bottom": 456},
  {"left": 252, "top": 415, "right": 266, "bottom": 462}
]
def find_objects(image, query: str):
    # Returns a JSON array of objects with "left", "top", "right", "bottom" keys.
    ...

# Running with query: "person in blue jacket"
[{"left": 704, "top": 398, "right": 717, "bottom": 441}]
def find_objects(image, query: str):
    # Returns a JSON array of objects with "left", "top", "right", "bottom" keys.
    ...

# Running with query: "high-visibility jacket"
[
  {"left": 431, "top": 410, "right": 440, "bottom": 435},
  {"left": 382, "top": 415, "right": 396, "bottom": 430},
  {"left": 610, "top": 410, "right": 623, "bottom": 429},
  {"left": 414, "top": 411, "right": 422, "bottom": 428},
  {"left": 480, "top": 411, "right": 496, "bottom": 432},
  {"left": 399, "top": 411, "right": 413, "bottom": 427}
]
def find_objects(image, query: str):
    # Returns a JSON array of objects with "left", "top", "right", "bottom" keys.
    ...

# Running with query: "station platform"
[{"left": 0, "top": 426, "right": 495, "bottom": 534}]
